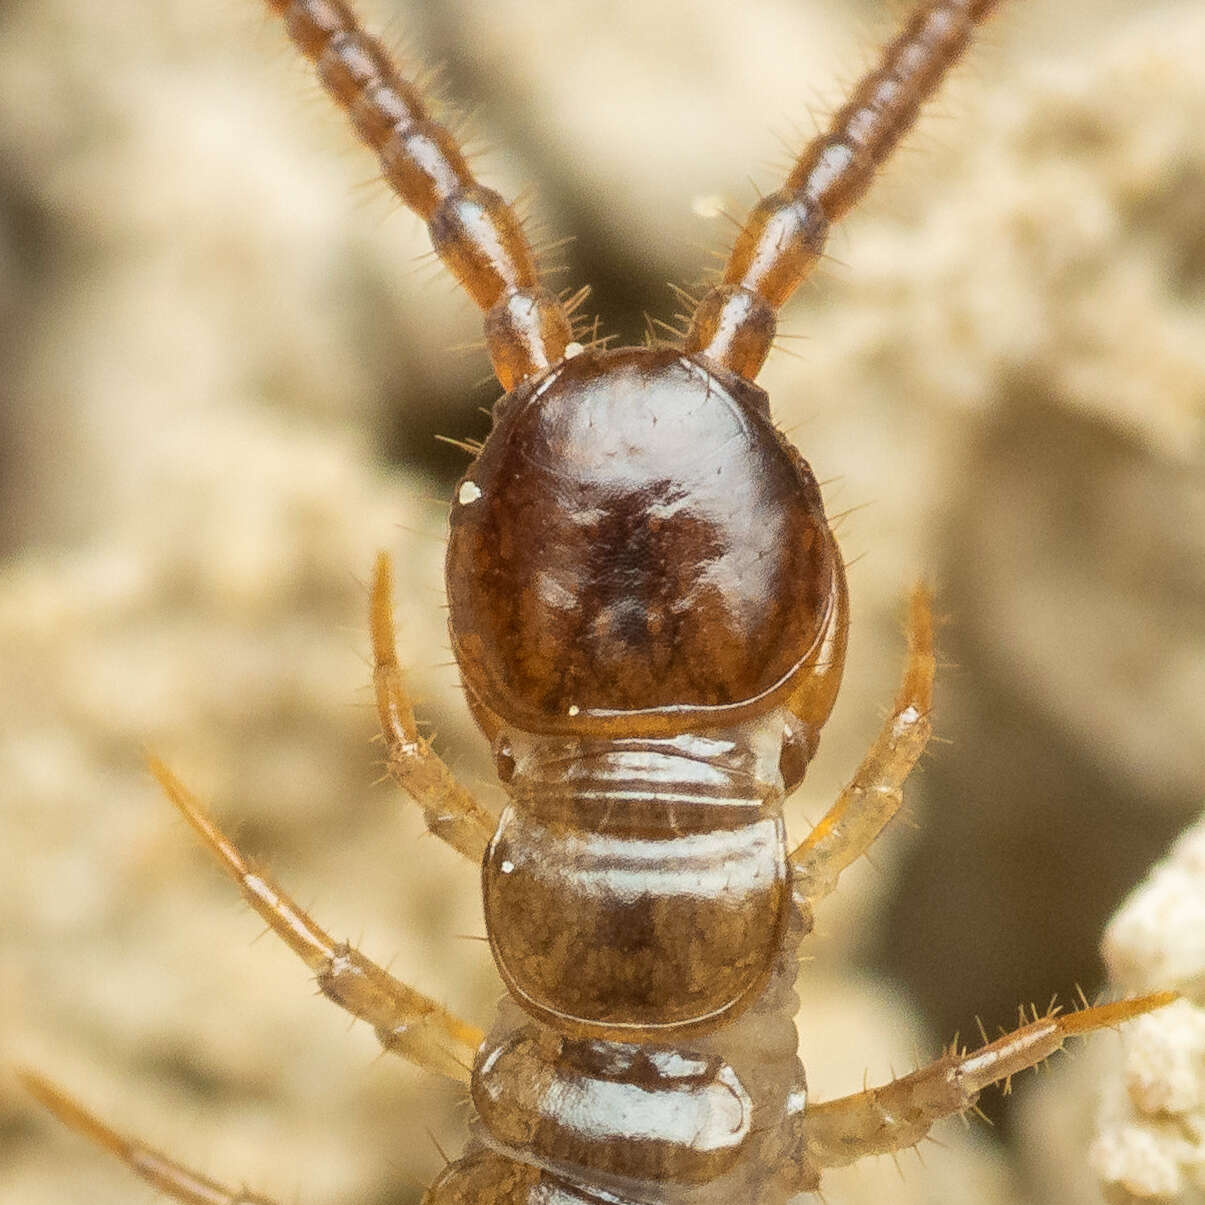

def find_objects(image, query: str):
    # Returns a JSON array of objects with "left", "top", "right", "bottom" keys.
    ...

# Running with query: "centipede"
[{"left": 17, "top": 1, "right": 1180, "bottom": 1202}]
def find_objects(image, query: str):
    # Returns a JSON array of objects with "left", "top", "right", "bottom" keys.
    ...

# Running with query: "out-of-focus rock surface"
[
  {"left": 861, "top": 0, "right": 1205, "bottom": 1072},
  {"left": 1019, "top": 809, "right": 1205, "bottom": 1204},
  {"left": 0, "top": 1, "right": 1200, "bottom": 1203}
]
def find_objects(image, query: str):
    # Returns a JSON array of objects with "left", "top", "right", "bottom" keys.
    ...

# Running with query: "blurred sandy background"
[{"left": 1, "top": 1, "right": 1202, "bottom": 1202}]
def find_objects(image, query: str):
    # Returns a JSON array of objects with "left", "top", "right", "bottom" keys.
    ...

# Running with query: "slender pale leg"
[
  {"left": 371, "top": 552, "right": 496, "bottom": 863},
  {"left": 150, "top": 758, "right": 483, "bottom": 1083},
  {"left": 791, "top": 586, "right": 935, "bottom": 907},
  {"left": 20, "top": 1072, "right": 279, "bottom": 1205},
  {"left": 799, "top": 993, "right": 1177, "bottom": 1183}
]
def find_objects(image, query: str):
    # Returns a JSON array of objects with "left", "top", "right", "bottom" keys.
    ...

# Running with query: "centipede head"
[{"left": 446, "top": 345, "right": 849, "bottom": 769}]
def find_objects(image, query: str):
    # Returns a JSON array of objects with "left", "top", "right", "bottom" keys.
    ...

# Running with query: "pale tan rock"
[
  {"left": 1090, "top": 818, "right": 1205, "bottom": 1203},
  {"left": 1018, "top": 812, "right": 1205, "bottom": 1205}
]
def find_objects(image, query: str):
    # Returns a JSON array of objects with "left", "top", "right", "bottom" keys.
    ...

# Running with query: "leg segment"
[
  {"left": 799, "top": 993, "right": 1177, "bottom": 1178},
  {"left": 266, "top": 1, "right": 575, "bottom": 389},
  {"left": 20, "top": 1071, "right": 278, "bottom": 1205},
  {"left": 790, "top": 586, "right": 934, "bottom": 906},
  {"left": 149, "top": 758, "right": 483, "bottom": 1083},
  {"left": 685, "top": 0, "right": 1005, "bottom": 380},
  {"left": 370, "top": 552, "right": 496, "bottom": 864}
]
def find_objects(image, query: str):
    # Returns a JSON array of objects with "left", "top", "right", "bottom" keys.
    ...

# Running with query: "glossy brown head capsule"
[
  {"left": 447, "top": 347, "right": 845, "bottom": 738},
  {"left": 447, "top": 346, "right": 848, "bottom": 1039}
]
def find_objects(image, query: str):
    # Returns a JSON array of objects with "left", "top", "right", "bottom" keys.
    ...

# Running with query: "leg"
[
  {"left": 370, "top": 552, "right": 496, "bottom": 864},
  {"left": 20, "top": 1071, "right": 278, "bottom": 1205},
  {"left": 149, "top": 758, "right": 483, "bottom": 1083},
  {"left": 790, "top": 586, "right": 935, "bottom": 906},
  {"left": 798, "top": 992, "right": 1177, "bottom": 1181}
]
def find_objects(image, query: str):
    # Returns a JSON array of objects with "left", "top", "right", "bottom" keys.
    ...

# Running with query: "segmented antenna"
[
  {"left": 267, "top": 0, "right": 575, "bottom": 390},
  {"left": 685, "top": 0, "right": 1003, "bottom": 381}
]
